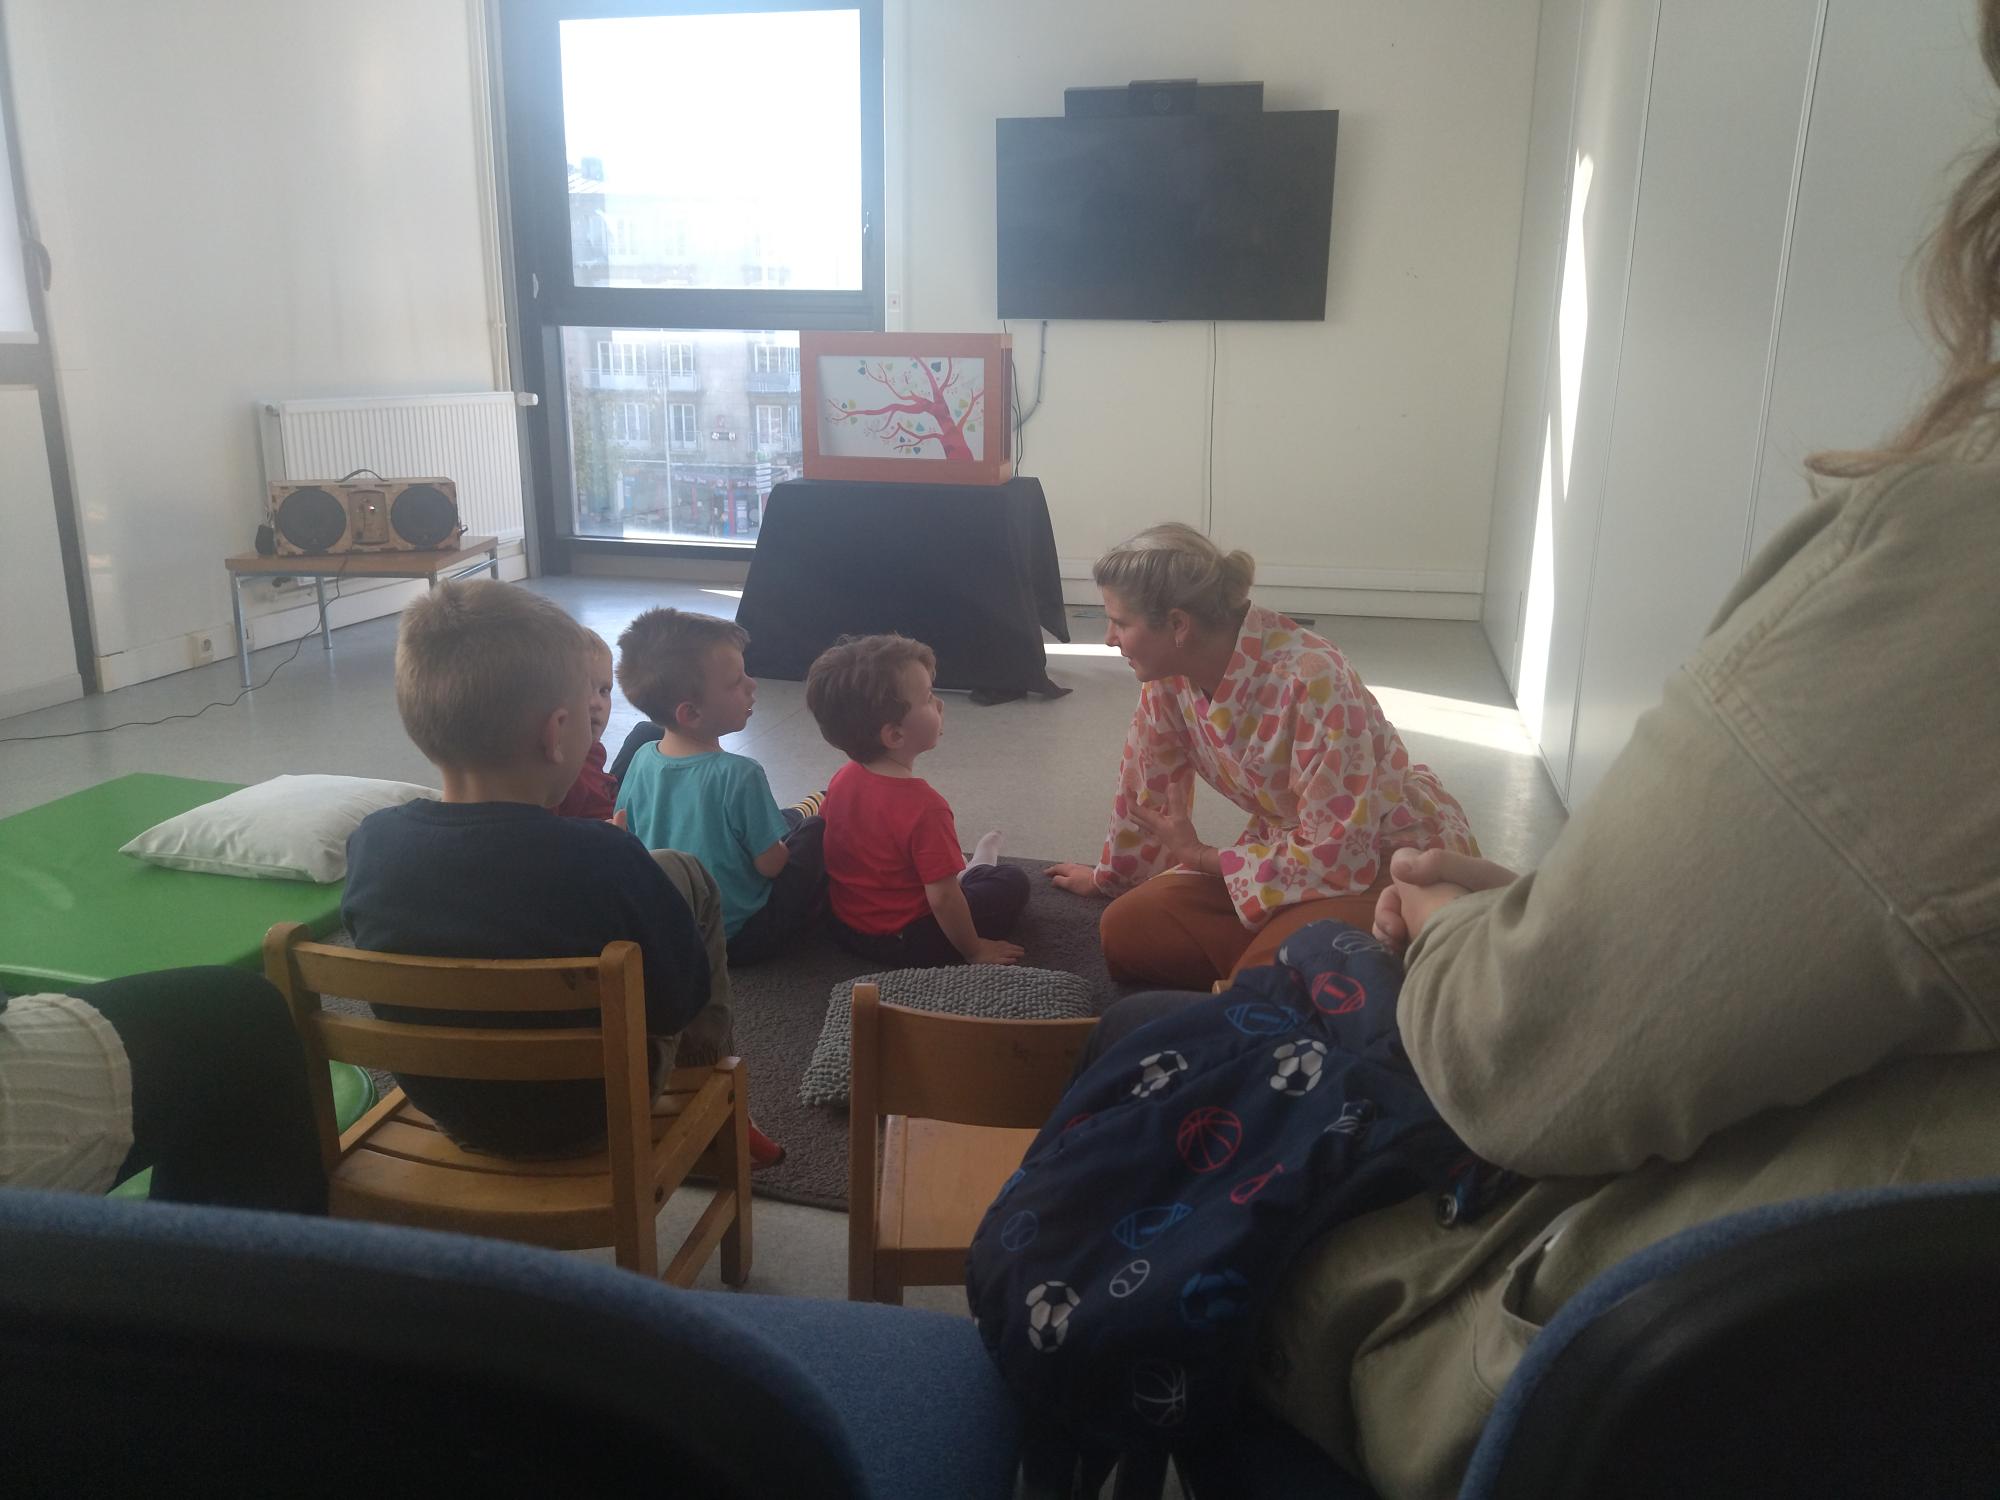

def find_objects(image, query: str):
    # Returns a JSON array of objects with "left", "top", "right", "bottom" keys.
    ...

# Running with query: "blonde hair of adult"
[
  {"left": 1091, "top": 522, "right": 1257, "bottom": 630},
  {"left": 395, "top": 580, "right": 594, "bottom": 769},
  {"left": 1811, "top": 0, "right": 2000, "bottom": 478}
]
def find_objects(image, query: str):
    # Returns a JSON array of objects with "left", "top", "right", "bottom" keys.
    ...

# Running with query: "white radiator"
[{"left": 258, "top": 391, "right": 527, "bottom": 541}]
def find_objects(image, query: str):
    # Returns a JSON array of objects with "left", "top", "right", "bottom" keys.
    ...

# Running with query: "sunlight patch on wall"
[{"left": 1516, "top": 151, "right": 1596, "bottom": 750}]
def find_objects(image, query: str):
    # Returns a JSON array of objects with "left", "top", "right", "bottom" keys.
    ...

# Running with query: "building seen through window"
[{"left": 561, "top": 327, "right": 804, "bottom": 543}]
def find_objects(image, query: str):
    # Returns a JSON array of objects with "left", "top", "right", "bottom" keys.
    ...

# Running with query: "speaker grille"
[
  {"left": 392, "top": 483, "right": 461, "bottom": 549},
  {"left": 274, "top": 487, "right": 347, "bottom": 553}
]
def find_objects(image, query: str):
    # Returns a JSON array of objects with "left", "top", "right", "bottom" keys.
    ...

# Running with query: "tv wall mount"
[{"left": 1063, "top": 80, "right": 1265, "bottom": 118}]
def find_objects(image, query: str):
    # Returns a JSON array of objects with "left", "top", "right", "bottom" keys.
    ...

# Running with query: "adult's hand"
[
  {"left": 1130, "top": 780, "right": 1210, "bottom": 874},
  {"left": 1044, "top": 861, "right": 1103, "bottom": 897},
  {"left": 1372, "top": 846, "right": 1519, "bottom": 954}
]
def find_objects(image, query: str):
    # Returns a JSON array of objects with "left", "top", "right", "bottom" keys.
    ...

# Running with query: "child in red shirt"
[
  {"left": 553, "top": 631, "right": 619, "bottom": 820},
  {"left": 806, "top": 635, "right": 1029, "bottom": 967}
]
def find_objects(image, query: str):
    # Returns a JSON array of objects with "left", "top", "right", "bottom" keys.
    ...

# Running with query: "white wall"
[
  {"left": 902, "top": 0, "right": 1544, "bottom": 618},
  {"left": 1749, "top": 3, "right": 1996, "bottom": 551},
  {"left": 5, "top": 0, "right": 503, "bottom": 690},
  {"left": 1485, "top": 0, "right": 1991, "bottom": 809}
]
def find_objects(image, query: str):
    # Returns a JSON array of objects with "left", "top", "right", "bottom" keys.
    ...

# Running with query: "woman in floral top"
[{"left": 1047, "top": 524, "right": 1480, "bottom": 989}]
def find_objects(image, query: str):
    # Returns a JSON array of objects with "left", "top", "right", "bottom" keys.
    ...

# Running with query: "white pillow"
[{"left": 120, "top": 774, "right": 438, "bottom": 883}]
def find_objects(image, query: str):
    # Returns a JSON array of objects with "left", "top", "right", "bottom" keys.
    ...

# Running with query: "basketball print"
[
  {"left": 1176, "top": 1107, "right": 1243, "bottom": 1173},
  {"left": 1129, "top": 1359, "right": 1189, "bottom": 1429}
]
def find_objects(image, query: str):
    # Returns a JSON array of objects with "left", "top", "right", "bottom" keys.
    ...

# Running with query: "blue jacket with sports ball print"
[{"left": 966, "top": 920, "right": 1516, "bottom": 1470}]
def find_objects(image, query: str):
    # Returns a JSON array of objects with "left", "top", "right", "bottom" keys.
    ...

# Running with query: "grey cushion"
[{"left": 801, "top": 967, "right": 1096, "bottom": 1109}]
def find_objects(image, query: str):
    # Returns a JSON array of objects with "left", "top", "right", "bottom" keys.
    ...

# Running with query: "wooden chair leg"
[
  {"left": 873, "top": 1258, "right": 904, "bottom": 1307},
  {"left": 718, "top": 1059, "right": 752, "bottom": 1287}
]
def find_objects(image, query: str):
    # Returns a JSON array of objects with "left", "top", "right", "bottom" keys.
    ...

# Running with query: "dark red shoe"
[{"left": 748, "top": 1120, "right": 787, "bottom": 1168}]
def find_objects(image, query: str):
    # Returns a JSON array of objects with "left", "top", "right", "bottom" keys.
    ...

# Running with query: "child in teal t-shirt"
[{"left": 613, "top": 609, "right": 826, "bottom": 968}]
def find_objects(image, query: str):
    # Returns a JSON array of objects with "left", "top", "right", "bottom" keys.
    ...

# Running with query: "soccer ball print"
[
  {"left": 1131, "top": 1050, "right": 1190, "bottom": 1099},
  {"left": 1178, "top": 1269, "right": 1251, "bottom": 1332},
  {"left": 1025, "top": 1280, "right": 1081, "bottom": 1353},
  {"left": 1269, "top": 1038, "right": 1328, "bottom": 1095}
]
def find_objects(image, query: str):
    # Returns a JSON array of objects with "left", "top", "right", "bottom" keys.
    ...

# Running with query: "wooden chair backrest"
[
  {"left": 849, "top": 982, "right": 1096, "bottom": 1131},
  {"left": 262, "top": 922, "right": 652, "bottom": 1186}
]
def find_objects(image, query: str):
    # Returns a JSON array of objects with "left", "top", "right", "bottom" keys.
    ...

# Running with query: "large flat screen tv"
[{"left": 996, "top": 110, "right": 1338, "bottom": 322}]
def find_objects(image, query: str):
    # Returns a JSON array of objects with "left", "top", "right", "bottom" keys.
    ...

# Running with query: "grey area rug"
[
  {"left": 734, "top": 856, "right": 1120, "bottom": 1211},
  {"left": 327, "top": 856, "right": 1122, "bottom": 1213}
]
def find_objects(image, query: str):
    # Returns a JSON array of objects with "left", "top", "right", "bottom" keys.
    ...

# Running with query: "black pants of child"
[
  {"left": 1070, "top": 988, "right": 1211, "bottom": 1081},
  {"left": 71, "top": 966, "right": 329, "bottom": 1214},
  {"left": 726, "top": 807, "right": 828, "bottom": 968},
  {"left": 831, "top": 863, "right": 1032, "bottom": 968}
]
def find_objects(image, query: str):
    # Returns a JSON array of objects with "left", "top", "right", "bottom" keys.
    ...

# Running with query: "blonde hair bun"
[{"left": 1093, "top": 523, "right": 1256, "bottom": 628}]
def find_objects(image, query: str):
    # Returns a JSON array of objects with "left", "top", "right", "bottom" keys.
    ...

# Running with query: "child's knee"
[{"left": 651, "top": 847, "right": 720, "bottom": 907}]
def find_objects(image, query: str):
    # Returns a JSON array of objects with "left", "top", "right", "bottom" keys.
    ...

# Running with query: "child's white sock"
[{"left": 966, "top": 829, "right": 1005, "bottom": 870}]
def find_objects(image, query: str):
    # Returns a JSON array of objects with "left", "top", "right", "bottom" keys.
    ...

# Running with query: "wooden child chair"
[
  {"left": 847, "top": 981, "right": 1097, "bottom": 1304},
  {"left": 263, "top": 923, "right": 750, "bottom": 1286}
]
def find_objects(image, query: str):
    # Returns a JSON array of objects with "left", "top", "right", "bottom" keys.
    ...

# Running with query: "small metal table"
[{"left": 221, "top": 535, "right": 500, "bottom": 689}]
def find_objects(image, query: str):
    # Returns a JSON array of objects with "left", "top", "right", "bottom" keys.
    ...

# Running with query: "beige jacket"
[{"left": 1256, "top": 429, "right": 2000, "bottom": 1499}]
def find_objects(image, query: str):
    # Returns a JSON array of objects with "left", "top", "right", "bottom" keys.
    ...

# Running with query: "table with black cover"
[{"left": 737, "top": 477, "right": 1071, "bottom": 703}]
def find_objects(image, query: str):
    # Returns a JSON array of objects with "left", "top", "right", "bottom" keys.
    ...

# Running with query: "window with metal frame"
[{"left": 499, "top": 0, "right": 883, "bottom": 554}]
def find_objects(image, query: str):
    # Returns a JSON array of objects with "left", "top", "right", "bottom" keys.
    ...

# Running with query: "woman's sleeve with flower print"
[{"left": 1091, "top": 688, "right": 1198, "bottom": 895}]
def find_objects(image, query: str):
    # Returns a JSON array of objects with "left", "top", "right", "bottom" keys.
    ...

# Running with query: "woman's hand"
[
  {"left": 1129, "top": 781, "right": 1212, "bottom": 874},
  {"left": 1044, "top": 861, "right": 1104, "bottom": 897},
  {"left": 1373, "top": 847, "right": 1519, "bottom": 954}
]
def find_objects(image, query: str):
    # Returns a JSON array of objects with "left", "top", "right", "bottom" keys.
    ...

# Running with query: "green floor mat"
[{"left": 0, "top": 774, "right": 346, "bottom": 994}]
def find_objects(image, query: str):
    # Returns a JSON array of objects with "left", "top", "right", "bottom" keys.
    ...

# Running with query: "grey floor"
[{"left": 0, "top": 577, "right": 1568, "bottom": 1314}]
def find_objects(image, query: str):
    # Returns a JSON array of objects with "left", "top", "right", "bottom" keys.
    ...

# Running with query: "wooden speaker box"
[{"left": 268, "top": 479, "right": 463, "bottom": 555}]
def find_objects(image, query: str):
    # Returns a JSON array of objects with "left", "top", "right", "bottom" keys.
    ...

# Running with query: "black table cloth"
[{"left": 737, "top": 477, "right": 1071, "bottom": 703}]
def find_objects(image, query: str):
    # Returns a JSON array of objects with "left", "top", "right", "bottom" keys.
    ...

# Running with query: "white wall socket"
[{"left": 189, "top": 631, "right": 216, "bottom": 664}]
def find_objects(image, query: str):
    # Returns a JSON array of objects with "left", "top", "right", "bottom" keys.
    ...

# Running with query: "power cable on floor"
[{"left": 0, "top": 558, "right": 354, "bottom": 744}]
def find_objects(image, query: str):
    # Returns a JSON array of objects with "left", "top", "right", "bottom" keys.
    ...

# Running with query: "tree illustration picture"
[{"left": 823, "top": 356, "right": 985, "bottom": 460}]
